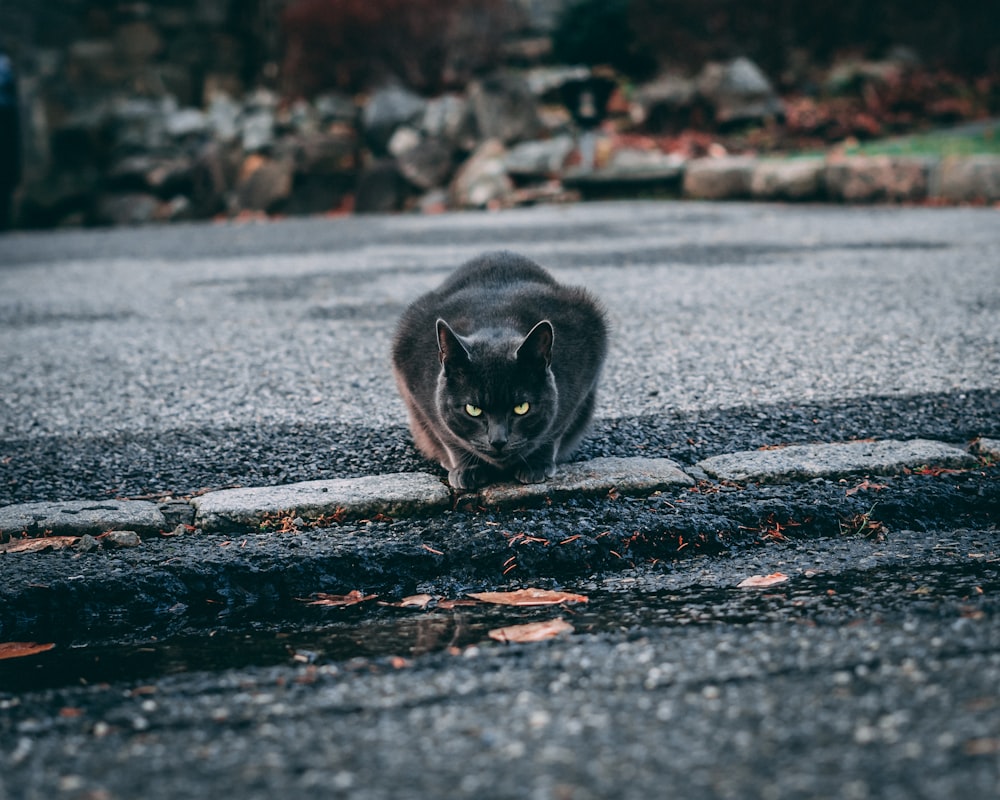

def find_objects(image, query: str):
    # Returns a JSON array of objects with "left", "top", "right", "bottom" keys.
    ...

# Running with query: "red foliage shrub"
[{"left": 280, "top": 0, "right": 517, "bottom": 97}]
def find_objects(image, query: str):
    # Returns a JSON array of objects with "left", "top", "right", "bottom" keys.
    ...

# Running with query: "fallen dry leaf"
[
  {"left": 489, "top": 618, "right": 574, "bottom": 643},
  {"left": 436, "top": 598, "right": 479, "bottom": 609},
  {"left": 302, "top": 590, "right": 378, "bottom": 607},
  {"left": 467, "top": 588, "right": 589, "bottom": 607},
  {"left": 0, "top": 536, "right": 79, "bottom": 554},
  {"left": 737, "top": 572, "right": 790, "bottom": 589},
  {"left": 0, "top": 641, "right": 56, "bottom": 660},
  {"left": 379, "top": 594, "right": 434, "bottom": 609},
  {"left": 846, "top": 479, "right": 889, "bottom": 496}
]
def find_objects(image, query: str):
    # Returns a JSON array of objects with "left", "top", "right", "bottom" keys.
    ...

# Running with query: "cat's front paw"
[
  {"left": 448, "top": 465, "right": 491, "bottom": 490},
  {"left": 514, "top": 460, "right": 556, "bottom": 485}
]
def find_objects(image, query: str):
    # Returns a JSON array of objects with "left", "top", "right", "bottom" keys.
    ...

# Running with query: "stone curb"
[
  {"left": 189, "top": 472, "right": 452, "bottom": 533},
  {"left": 0, "top": 439, "right": 987, "bottom": 538},
  {"left": 679, "top": 154, "right": 1000, "bottom": 203},
  {"left": 974, "top": 437, "right": 1000, "bottom": 460},
  {"left": 478, "top": 456, "right": 694, "bottom": 507},
  {"left": 697, "top": 438, "right": 978, "bottom": 484},
  {"left": 0, "top": 499, "right": 166, "bottom": 538}
]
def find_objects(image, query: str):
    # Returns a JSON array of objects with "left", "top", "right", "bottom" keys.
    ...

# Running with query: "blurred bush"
[
  {"left": 551, "top": 0, "right": 656, "bottom": 78},
  {"left": 554, "top": 0, "right": 1000, "bottom": 80},
  {"left": 280, "top": 0, "right": 518, "bottom": 97}
]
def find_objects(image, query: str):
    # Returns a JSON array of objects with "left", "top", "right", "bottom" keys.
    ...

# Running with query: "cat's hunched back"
[{"left": 392, "top": 251, "right": 608, "bottom": 489}]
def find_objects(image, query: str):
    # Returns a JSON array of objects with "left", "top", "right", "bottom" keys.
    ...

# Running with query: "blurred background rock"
[{"left": 0, "top": 0, "right": 996, "bottom": 229}]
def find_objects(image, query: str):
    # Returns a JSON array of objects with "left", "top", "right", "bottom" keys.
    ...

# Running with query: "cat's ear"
[
  {"left": 437, "top": 319, "right": 469, "bottom": 367},
  {"left": 517, "top": 320, "right": 553, "bottom": 369}
]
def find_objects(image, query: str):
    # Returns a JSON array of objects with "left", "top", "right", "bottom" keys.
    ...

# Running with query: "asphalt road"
[
  {"left": 1, "top": 201, "right": 997, "bottom": 501},
  {"left": 1, "top": 201, "right": 999, "bottom": 799}
]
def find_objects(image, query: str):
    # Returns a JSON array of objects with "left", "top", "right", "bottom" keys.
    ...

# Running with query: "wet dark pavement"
[
  {"left": 2, "top": 528, "right": 998, "bottom": 799},
  {"left": 3, "top": 527, "right": 997, "bottom": 694}
]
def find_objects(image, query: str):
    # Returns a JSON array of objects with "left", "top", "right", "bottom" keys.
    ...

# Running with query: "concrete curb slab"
[
  {"left": 750, "top": 159, "right": 824, "bottom": 200},
  {"left": 937, "top": 155, "right": 1000, "bottom": 202},
  {"left": 0, "top": 440, "right": 984, "bottom": 537},
  {"left": 477, "top": 456, "right": 694, "bottom": 507},
  {"left": 697, "top": 439, "right": 977, "bottom": 484},
  {"left": 682, "top": 157, "right": 755, "bottom": 200},
  {"left": 191, "top": 472, "right": 450, "bottom": 532},
  {"left": 824, "top": 156, "right": 932, "bottom": 203},
  {"left": 0, "top": 499, "right": 166, "bottom": 537}
]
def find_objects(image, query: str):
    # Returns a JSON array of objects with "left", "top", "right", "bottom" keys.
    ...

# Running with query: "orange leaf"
[
  {"left": 737, "top": 572, "right": 790, "bottom": 589},
  {"left": 0, "top": 536, "right": 79, "bottom": 554},
  {"left": 846, "top": 479, "right": 889, "bottom": 496},
  {"left": 436, "top": 598, "right": 479, "bottom": 609},
  {"left": 399, "top": 594, "right": 433, "bottom": 609},
  {"left": 0, "top": 641, "right": 56, "bottom": 660},
  {"left": 467, "top": 588, "right": 589, "bottom": 607},
  {"left": 379, "top": 594, "right": 434, "bottom": 609},
  {"left": 489, "top": 618, "right": 574, "bottom": 643},
  {"left": 303, "top": 590, "right": 377, "bottom": 607}
]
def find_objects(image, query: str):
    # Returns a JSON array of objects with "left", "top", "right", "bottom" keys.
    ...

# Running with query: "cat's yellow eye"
[
  {"left": 465, "top": 404, "right": 483, "bottom": 417},
  {"left": 513, "top": 402, "right": 530, "bottom": 416}
]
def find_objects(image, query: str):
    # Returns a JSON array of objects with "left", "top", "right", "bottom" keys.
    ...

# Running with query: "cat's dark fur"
[{"left": 392, "top": 251, "right": 608, "bottom": 489}]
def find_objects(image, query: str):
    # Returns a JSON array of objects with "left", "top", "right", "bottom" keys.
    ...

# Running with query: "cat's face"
[{"left": 435, "top": 319, "right": 557, "bottom": 466}]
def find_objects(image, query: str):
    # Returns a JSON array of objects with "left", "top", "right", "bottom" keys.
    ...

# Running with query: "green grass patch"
[{"left": 842, "top": 124, "right": 1000, "bottom": 157}]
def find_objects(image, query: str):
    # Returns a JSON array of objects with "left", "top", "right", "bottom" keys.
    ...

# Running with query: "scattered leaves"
[
  {"left": 740, "top": 513, "right": 803, "bottom": 542},
  {"left": 0, "top": 641, "right": 56, "bottom": 660},
  {"left": 0, "top": 536, "right": 79, "bottom": 554},
  {"left": 488, "top": 618, "right": 574, "bottom": 643},
  {"left": 301, "top": 590, "right": 377, "bottom": 607},
  {"left": 737, "top": 572, "right": 790, "bottom": 589},
  {"left": 841, "top": 502, "right": 886, "bottom": 538},
  {"left": 909, "top": 465, "right": 964, "bottom": 477},
  {"left": 467, "top": 588, "right": 588, "bottom": 607},
  {"left": 846, "top": 479, "right": 889, "bottom": 496}
]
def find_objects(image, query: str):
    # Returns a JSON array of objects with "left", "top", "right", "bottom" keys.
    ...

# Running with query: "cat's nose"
[{"left": 489, "top": 426, "right": 508, "bottom": 451}]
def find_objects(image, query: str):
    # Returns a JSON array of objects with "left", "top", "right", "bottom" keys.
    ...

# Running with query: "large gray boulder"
[
  {"left": 235, "top": 155, "right": 293, "bottom": 212},
  {"left": 396, "top": 137, "right": 456, "bottom": 191},
  {"left": 631, "top": 72, "right": 698, "bottom": 130},
  {"left": 696, "top": 57, "right": 784, "bottom": 125},
  {"left": 421, "top": 94, "right": 477, "bottom": 149},
  {"left": 470, "top": 74, "right": 543, "bottom": 144},
  {"left": 503, "top": 135, "right": 575, "bottom": 178},
  {"left": 450, "top": 139, "right": 514, "bottom": 208},
  {"left": 362, "top": 85, "right": 427, "bottom": 155}
]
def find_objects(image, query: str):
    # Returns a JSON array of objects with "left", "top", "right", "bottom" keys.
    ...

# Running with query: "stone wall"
[{"left": 0, "top": 0, "right": 997, "bottom": 230}]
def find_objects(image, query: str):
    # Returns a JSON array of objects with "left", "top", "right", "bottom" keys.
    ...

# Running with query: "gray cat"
[{"left": 392, "top": 251, "right": 608, "bottom": 489}]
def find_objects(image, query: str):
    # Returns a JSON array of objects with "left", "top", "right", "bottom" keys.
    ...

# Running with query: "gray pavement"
[
  {"left": 1, "top": 203, "right": 998, "bottom": 445},
  {"left": 1, "top": 201, "right": 998, "bottom": 503},
  {"left": 1, "top": 201, "right": 999, "bottom": 799}
]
